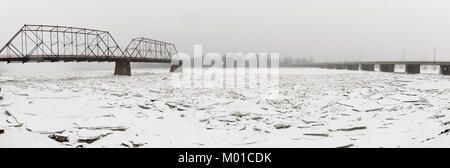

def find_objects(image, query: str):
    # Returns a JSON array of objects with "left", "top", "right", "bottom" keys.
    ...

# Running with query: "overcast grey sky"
[{"left": 0, "top": 0, "right": 449, "bottom": 62}]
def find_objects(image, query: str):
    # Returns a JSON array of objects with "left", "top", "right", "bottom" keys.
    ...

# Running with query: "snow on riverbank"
[{"left": 1, "top": 68, "right": 450, "bottom": 148}]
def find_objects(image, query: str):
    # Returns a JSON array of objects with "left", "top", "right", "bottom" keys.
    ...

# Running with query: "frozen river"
[{"left": 1, "top": 67, "right": 450, "bottom": 148}]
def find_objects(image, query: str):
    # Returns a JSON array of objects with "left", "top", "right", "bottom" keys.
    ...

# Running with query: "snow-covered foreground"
[{"left": 1, "top": 68, "right": 450, "bottom": 148}]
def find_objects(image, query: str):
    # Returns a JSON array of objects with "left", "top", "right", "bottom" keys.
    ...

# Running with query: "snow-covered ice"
[{"left": 1, "top": 68, "right": 450, "bottom": 148}]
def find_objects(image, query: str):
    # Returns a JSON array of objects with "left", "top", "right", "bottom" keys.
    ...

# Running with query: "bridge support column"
[
  {"left": 380, "top": 64, "right": 395, "bottom": 72},
  {"left": 346, "top": 64, "right": 359, "bottom": 70},
  {"left": 361, "top": 64, "right": 375, "bottom": 71},
  {"left": 440, "top": 65, "right": 450, "bottom": 75},
  {"left": 114, "top": 60, "right": 131, "bottom": 76},
  {"left": 170, "top": 60, "right": 183, "bottom": 72},
  {"left": 405, "top": 64, "right": 420, "bottom": 74}
]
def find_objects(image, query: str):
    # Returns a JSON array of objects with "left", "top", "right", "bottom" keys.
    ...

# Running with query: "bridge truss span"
[
  {"left": 0, "top": 24, "right": 125, "bottom": 62},
  {"left": 124, "top": 37, "right": 178, "bottom": 63},
  {"left": 0, "top": 24, "right": 183, "bottom": 75}
]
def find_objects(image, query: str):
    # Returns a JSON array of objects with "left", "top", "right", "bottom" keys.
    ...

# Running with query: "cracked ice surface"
[{"left": 1, "top": 68, "right": 450, "bottom": 148}]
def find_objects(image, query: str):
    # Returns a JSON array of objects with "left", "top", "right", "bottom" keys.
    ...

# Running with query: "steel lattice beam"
[
  {"left": 0, "top": 24, "right": 180, "bottom": 66},
  {"left": 124, "top": 37, "right": 178, "bottom": 62},
  {"left": 0, "top": 25, "right": 125, "bottom": 62}
]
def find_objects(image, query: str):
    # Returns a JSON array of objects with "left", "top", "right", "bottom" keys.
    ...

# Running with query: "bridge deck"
[
  {"left": 0, "top": 56, "right": 172, "bottom": 63},
  {"left": 312, "top": 61, "right": 450, "bottom": 66}
]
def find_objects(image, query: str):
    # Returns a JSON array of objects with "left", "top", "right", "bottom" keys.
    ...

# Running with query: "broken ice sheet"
[
  {"left": 378, "top": 98, "right": 400, "bottom": 106},
  {"left": 388, "top": 94, "right": 422, "bottom": 102},
  {"left": 330, "top": 126, "right": 367, "bottom": 132},
  {"left": 237, "top": 89, "right": 262, "bottom": 100},
  {"left": 301, "top": 127, "right": 330, "bottom": 137},
  {"left": 74, "top": 117, "right": 129, "bottom": 131},
  {"left": 368, "top": 93, "right": 383, "bottom": 100},
  {"left": 77, "top": 129, "right": 112, "bottom": 144},
  {"left": 214, "top": 116, "right": 237, "bottom": 123},
  {"left": 274, "top": 123, "right": 291, "bottom": 129},
  {"left": 121, "top": 140, "right": 147, "bottom": 148},
  {"left": 337, "top": 98, "right": 369, "bottom": 108},
  {"left": 347, "top": 88, "right": 371, "bottom": 98},
  {"left": 352, "top": 102, "right": 383, "bottom": 112},
  {"left": 213, "top": 99, "right": 278, "bottom": 116},
  {"left": 229, "top": 111, "right": 250, "bottom": 117},
  {"left": 49, "top": 133, "right": 69, "bottom": 142},
  {"left": 303, "top": 133, "right": 329, "bottom": 137},
  {"left": 407, "top": 81, "right": 450, "bottom": 91},
  {"left": 3, "top": 68, "right": 450, "bottom": 148},
  {"left": 25, "top": 117, "right": 72, "bottom": 134},
  {"left": 4, "top": 109, "right": 71, "bottom": 133},
  {"left": 328, "top": 122, "right": 368, "bottom": 132}
]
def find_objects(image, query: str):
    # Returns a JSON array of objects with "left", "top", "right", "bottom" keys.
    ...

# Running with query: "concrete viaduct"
[{"left": 304, "top": 61, "right": 450, "bottom": 75}]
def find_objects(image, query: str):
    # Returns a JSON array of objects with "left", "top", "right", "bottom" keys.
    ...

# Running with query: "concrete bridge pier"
[
  {"left": 405, "top": 64, "right": 420, "bottom": 74},
  {"left": 114, "top": 60, "right": 131, "bottom": 76},
  {"left": 346, "top": 64, "right": 359, "bottom": 70},
  {"left": 440, "top": 65, "right": 450, "bottom": 75},
  {"left": 380, "top": 64, "right": 395, "bottom": 72},
  {"left": 170, "top": 60, "right": 183, "bottom": 72},
  {"left": 361, "top": 64, "right": 375, "bottom": 71}
]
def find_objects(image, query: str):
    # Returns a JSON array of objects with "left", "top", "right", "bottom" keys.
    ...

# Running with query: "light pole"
[
  {"left": 402, "top": 50, "right": 405, "bottom": 62},
  {"left": 434, "top": 47, "right": 438, "bottom": 63}
]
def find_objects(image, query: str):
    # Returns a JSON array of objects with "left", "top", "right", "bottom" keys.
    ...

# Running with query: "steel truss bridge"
[{"left": 0, "top": 25, "right": 182, "bottom": 75}]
